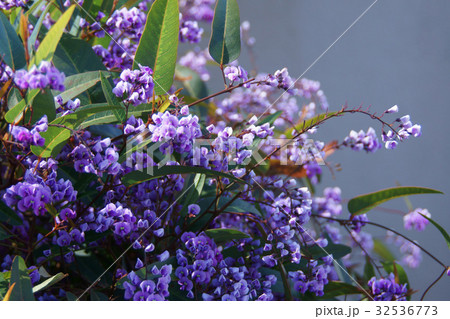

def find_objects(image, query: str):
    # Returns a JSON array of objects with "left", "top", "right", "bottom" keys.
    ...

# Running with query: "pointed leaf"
[
  {"left": 0, "top": 11, "right": 26, "bottom": 69},
  {"left": 133, "top": 0, "right": 179, "bottom": 95},
  {"left": 30, "top": 5, "right": 75, "bottom": 66},
  {"left": 208, "top": 0, "right": 241, "bottom": 65},
  {"left": 27, "top": 1, "right": 52, "bottom": 53},
  {"left": 9, "top": 256, "right": 35, "bottom": 301},
  {"left": 30, "top": 125, "right": 71, "bottom": 158},
  {"left": 100, "top": 72, "right": 126, "bottom": 122},
  {"left": 32, "top": 273, "right": 68, "bottom": 294},
  {"left": 420, "top": 214, "right": 450, "bottom": 250},
  {"left": 122, "top": 166, "right": 249, "bottom": 187},
  {"left": 5, "top": 89, "right": 40, "bottom": 124},
  {"left": 205, "top": 228, "right": 250, "bottom": 244},
  {"left": 58, "top": 71, "right": 110, "bottom": 104},
  {"left": 348, "top": 186, "right": 443, "bottom": 216}
]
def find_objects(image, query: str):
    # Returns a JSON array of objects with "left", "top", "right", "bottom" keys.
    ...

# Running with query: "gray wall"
[{"left": 237, "top": 0, "right": 450, "bottom": 300}]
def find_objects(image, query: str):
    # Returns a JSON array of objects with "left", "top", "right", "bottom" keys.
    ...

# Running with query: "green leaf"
[
  {"left": 27, "top": 1, "right": 52, "bottom": 53},
  {"left": 118, "top": 138, "right": 153, "bottom": 164},
  {"left": 53, "top": 104, "right": 123, "bottom": 129},
  {"left": 302, "top": 243, "right": 352, "bottom": 260},
  {"left": 30, "top": 125, "right": 71, "bottom": 158},
  {"left": 30, "top": 5, "right": 75, "bottom": 66},
  {"left": 5, "top": 89, "right": 40, "bottom": 124},
  {"left": 348, "top": 186, "right": 443, "bottom": 216},
  {"left": 90, "top": 290, "right": 109, "bottom": 301},
  {"left": 133, "top": 0, "right": 179, "bottom": 95},
  {"left": 333, "top": 259, "right": 353, "bottom": 285},
  {"left": 175, "top": 65, "right": 209, "bottom": 99},
  {"left": 26, "top": 89, "right": 56, "bottom": 124},
  {"left": 0, "top": 227, "right": 12, "bottom": 241},
  {"left": 179, "top": 174, "right": 206, "bottom": 218},
  {"left": 66, "top": 291, "right": 77, "bottom": 301},
  {"left": 198, "top": 196, "right": 262, "bottom": 217},
  {"left": 258, "top": 111, "right": 283, "bottom": 126},
  {"left": 100, "top": 72, "right": 126, "bottom": 123},
  {"left": 0, "top": 272, "right": 8, "bottom": 299},
  {"left": 58, "top": 71, "right": 109, "bottom": 104},
  {"left": 419, "top": 214, "right": 450, "bottom": 250},
  {"left": 79, "top": 103, "right": 153, "bottom": 128},
  {"left": 0, "top": 200, "right": 22, "bottom": 226},
  {"left": 0, "top": 11, "right": 26, "bottom": 69},
  {"left": 363, "top": 256, "right": 376, "bottom": 281},
  {"left": 373, "top": 239, "right": 396, "bottom": 262},
  {"left": 285, "top": 112, "right": 338, "bottom": 138},
  {"left": 9, "top": 256, "right": 35, "bottom": 301},
  {"left": 53, "top": 36, "right": 107, "bottom": 77},
  {"left": 32, "top": 273, "right": 67, "bottom": 294},
  {"left": 322, "top": 282, "right": 363, "bottom": 298},
  {"left": 205, "top": 228, "right": 250, "bottom": 244},
  {"left": 122, "top": 166, "right": 249, "bottom": 187},
  {"left": 208, "top": 0, "right": 241, "bottom": 65}
]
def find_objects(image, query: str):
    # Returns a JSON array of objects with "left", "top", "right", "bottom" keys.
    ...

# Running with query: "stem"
[{"left": 420, "top": 268, "right": 447, "bottom": 301}]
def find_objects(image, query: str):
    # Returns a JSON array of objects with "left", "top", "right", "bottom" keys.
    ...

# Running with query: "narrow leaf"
[
  {"left": 100, "top": 72, "right": 126, "bottom": 122},
  {"left": 32, "top": 273, "right": 67, "bottom": 294},
  {"left": 133, "top": 0, "right": 179, "bottom": 95},
  {"left": 122, "top": 166, "right": 249, "bottom": 187},
  {"left": 9, "top": 256, "right": 35, "bottom": 301},
  {"left": 30, "top": 5, "right": 75, "bottom": 66},
  {"left": 27, "top": 1, "right": 52, "bottom": 53},
  {"left": 205, "top": 228, "right": 250, "bottom": 244},
  {"left": 58, "top": 71, "right": 109, "bottom": 104},
  {"left": 208, "top": 0, "right": 241, "bottom": 65},
  {"left": 420, "top": 214, "right": 450, "bottom": 250},
  {"left": 0, "top": 11, "right": 26, "bottom": 69},
  {"left": 348, "top": 186, "right": 443, "bottom": 216},
  {"left": 30, "top": 126, "right": 71, "bottom": 158},
  {"left": 5, "top": 89, "right": 40, "bottom": 124}
]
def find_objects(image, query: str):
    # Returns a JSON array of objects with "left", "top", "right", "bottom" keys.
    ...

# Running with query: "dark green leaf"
[
  {"left": 0, "top": 227, "right": 12, "bottom": 241},
  {"left": 53, "top": 104, "right": 123, "bottom": 129},
  {"left": 258, "top": 111, "right": 283, "bottom": 126},
  {"left": 0, "top": 200, "right": 23, "bottom": 226},
  {"left": 133, "top": 0, "right": 179, "bottom": 95},
  {"left": 322, "top": 282, "right": 363, "bottom": 298},
  {"left": 32, "top": 273, "right": 67, "bottom": 294},
  {"left": 26, "top": 89, "right": 56, "bottom": 124},
  {"left": 53, "top": 36, "right": 107, "bottom": 76},
  {"left": 58, "top": 71, "right": 109, "bottom": 104},
  {"left": 31, "top": 5, "right": 75, "bottom": 65},
  {"left": 0, "top": 11, "right": 26, "bottom": 69},
  {"left": 205, "top": 228, "right": 250, "bottom": 244},
  {"left": 178, "top": 174, "right": 206, "bottom": 218},
  {"left": 9, "top": 256, "right": 35, "bottom": 301},
  {"left": 100, "top": 72, "right": 126, "bottom": 123},
  {"left": 333, "top": 259, "right": 353, "bottom": 285},
  {"left": 208, "top": 0, "right": 241, "bottom": 65},
  {"left": 122, "top": 166, "right": 249, "bottom": 187},
  {"left": 28, "top": 1, "right": 52, "bottom": 53},
  {"left": 348, "top": 187, "right": 443, "bottom": 216},
  {"left": 302, "top": 243, "right": 351, "bottom": 260},
  {"left": 30, "top": 126, "right": 71, "bottom": 158},
  {"left": 363, "top": 256, "right": 376, "bottom": 281},
  {"left": 420, "top": 214, "right": 450, "bottom": 250},
  {"left": 66, "top": 291, "right": 77, "bottom": 301},
  {"left": 90, "top": 290, "right": 109, "bottom": 301}
]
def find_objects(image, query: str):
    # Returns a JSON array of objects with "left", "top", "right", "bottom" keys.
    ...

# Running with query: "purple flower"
[
  {"left": 188, "top": 204, "right": 200, "bottom": 216},
  {"left": 403, "top": 208, "right": 431, "bottom": 231}
]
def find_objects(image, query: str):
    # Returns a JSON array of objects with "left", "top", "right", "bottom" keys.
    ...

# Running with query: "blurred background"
[{"left": 234, "top": 0, "right": 450, "bottom": 300}]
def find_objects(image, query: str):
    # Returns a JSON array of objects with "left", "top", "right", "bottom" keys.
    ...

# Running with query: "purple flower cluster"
[
  {"left": 179, "top": 0, "right": 215, "bottom": 22},
  {"left": 382, "top": 106, "right": 422, "bottom": 149},
  {"left": 312, "top": 187, "right": 342, "bottom": 217},
  {"left": 179, "top": 49, "right": 211, "bottom": 81},
  {"left": 368, "top": 273, "right": 408, "bottom": 301},
  {"left": 224, "top": 65, "right": 248, "bottom": 84},
  {"left": 3, "top": 161, "right": 77, "bottom": 216},
  {"left": 113, "top": 66, "right": 154, "bottom": 106},
  {"left": 14, "top": 61, "right": 65, "bottom": 91},
  {"left": 179, "top": 20, "right": 204, "bottom": 43},
  {"left": 343, "top": 127, "right": 381, "bottom": 153},
  {"left": 149, "top": 109, "right": 202, "bottom": 154},
  {"left": 10, "top": 115, "right": 48, "bottom": 148},
  {"left": 289, "top": 257, "right": 334, "bottom": 297},
  {"left": 350, "top": 214, "right": 369, "bottom": 233},
  {"left": 123, "top": 262, "right": 173, "bottom": 301},
  {"left": 0, "top": 0, "right": 28, "bottom": 10},
  {"left": 1, "top": 61, "right": 14, "bottom": 84},
  {"left": 403, "top": 208, "right": 430, "bottom": 232}
]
